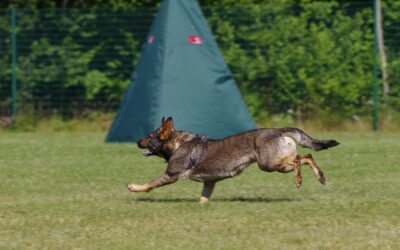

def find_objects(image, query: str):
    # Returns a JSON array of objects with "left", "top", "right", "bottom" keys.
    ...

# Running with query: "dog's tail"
[{"left": 280, "top": 128, "right": 340, "bottom": 151}]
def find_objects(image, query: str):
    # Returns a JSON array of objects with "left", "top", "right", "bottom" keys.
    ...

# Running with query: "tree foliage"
[
  {"left": 207, "top": 2, "right": 375, "bottom": 119},
  {"left": 0, "top": 0, "right": 399, "bottom": 121}
]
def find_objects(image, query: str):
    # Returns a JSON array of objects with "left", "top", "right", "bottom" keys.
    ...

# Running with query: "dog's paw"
[
  {"left": 126, "top": 183, "right": 136, "bottom": 192},
  {"left": 127, "top": 183, "right": 144, "bottom": 192},
  {"left": 295, "top": 178, "right": 302, "bottom": 188},
  {"left": 199, "top": 197, "right": 209, "bottom": 204},
  {"left": 318, "top": 172, "right": 326, "bottom": 185}
]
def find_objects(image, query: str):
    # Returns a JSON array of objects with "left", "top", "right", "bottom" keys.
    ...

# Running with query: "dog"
[{"left": 127, "top": 117, "right": 339, "bottom": 203}]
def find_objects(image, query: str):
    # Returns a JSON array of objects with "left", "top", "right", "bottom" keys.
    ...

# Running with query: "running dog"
[{"left": 127, "top": 117, "right": 339, "bottom": 203}]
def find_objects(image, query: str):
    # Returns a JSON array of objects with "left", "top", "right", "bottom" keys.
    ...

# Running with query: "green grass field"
[{"left": 0, "top": 132, "right": 399, "bottom": 249}]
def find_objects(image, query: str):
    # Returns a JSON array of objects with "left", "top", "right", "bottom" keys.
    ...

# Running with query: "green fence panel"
[
  {"left": 0, "top": 9, "right": 11, "bottom": 119},
  {"left": 13, "top": 8, "right": 155, "bottom": 118},
  {"left": 0, "top": 2, "right": 398, "bottom": 126}
]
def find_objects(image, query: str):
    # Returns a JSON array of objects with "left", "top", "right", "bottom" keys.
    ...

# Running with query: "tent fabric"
[{"left": 106, "top": 0, "right": 256, "bottom": 143}]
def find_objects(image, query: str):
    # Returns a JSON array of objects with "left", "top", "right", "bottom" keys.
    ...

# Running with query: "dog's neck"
[
  {"left": 161, "top": 131, "right": 206, "bottom": 160},
  {"left": 166, "top": 131, "right": 196, "bottom": 151}
]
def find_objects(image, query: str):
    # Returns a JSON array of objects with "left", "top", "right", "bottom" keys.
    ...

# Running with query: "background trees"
[{"left": 0, "top": 0, "right": 398, "bottom": 124}]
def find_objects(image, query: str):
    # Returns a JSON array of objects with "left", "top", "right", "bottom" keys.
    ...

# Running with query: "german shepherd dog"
[{"left": 127, "top": 117, "right": 339, "bottom": 203}]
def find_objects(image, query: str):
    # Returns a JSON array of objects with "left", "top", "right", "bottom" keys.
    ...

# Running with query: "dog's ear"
[
  {"left": 162, "top": 117, "right": 173, "bottom": 130},
  {"left": 165, "top": 117, "right": 174, "bottom": 129},
  {"left": 160, "top": 117, "right": 165, "bottom": 127},
  {"left": 160, "top": 117, "right": 174, "bottom": 140}
]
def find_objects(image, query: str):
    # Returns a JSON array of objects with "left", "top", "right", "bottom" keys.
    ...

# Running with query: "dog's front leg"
[
  {"left": 127, "top": 173, "right": 179, "bottom": 193},
  {"left": 199, "top": 182, "right": 216, "bottom": 204}
]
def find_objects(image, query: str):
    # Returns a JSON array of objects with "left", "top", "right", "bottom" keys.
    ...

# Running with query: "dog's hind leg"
[
  {"left": 293, "top": 155, "right": 302, "bottom": 188},
  {"left": 275, "top": 155, "right": 302, "bottom": 188},
  {"left": 300, "top": 154, "right": 325, "bottom": 185},
  {"left": 127, "top": 173, "right": 179, "bottom": 193},
  {"left": 199, "top": 182, "right": 216, "bottom": 204}
]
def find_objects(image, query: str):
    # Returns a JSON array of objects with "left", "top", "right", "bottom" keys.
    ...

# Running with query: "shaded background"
[{"left": 0, "top": 0, "right": 399, "bottom": 130}]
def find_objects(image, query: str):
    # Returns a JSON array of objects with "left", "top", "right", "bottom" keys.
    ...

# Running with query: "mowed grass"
[{"left": 0, "top": 132, "right": 399, "bottom": 249}]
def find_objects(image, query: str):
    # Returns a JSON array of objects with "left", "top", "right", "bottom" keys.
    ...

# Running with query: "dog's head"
[{"left": 137, "top": 117, "right": 175, "bottom": 158}]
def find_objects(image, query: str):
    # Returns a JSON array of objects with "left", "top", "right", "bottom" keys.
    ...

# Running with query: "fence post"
[
  {"left": 372, "top": 0, "right": 379, "bottom": 131},
  {"left": 11, "top": 8, "right": 17, "bottom": 122}
]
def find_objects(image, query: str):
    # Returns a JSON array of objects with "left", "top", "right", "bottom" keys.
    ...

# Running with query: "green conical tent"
[{"left": 106, "top": 0, "right": 256, "bottom": 143}]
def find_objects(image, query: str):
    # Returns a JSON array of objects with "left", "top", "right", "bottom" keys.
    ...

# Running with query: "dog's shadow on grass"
[
  {"left": 135, "top": 197, "right": 295, "bottom": 203},
  {"left": 217, "top": 197, "right": 295, "bottom": 203}
]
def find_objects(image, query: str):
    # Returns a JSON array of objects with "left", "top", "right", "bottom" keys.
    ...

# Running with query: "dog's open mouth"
[{"left": 143, "top": 150, "right": 154, "bottom": 157}]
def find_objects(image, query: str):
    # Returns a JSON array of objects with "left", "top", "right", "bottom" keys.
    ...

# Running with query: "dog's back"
[{"left": 177, "top": 128, "right": 339, "bottom": 182}]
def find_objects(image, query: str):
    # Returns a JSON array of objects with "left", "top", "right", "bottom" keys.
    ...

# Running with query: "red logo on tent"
[
  {"left": 148, "top": 35, "right": 154, "bottom": 44},
  {"left": 188, "top": 35, "right": 203, "bottom": 44}
]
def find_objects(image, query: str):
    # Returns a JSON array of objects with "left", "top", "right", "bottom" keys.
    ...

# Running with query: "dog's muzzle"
[
  {"left": 142, "top": 143, "right": 158, "bottom": 157},
  {"left": 143, "top": 150, "right": 154, "bottom": 157}
]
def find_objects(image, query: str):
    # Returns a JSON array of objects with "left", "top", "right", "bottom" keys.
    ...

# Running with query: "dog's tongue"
[{"left": 143, "top": 150, "right": 153, "bottom": 157}]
